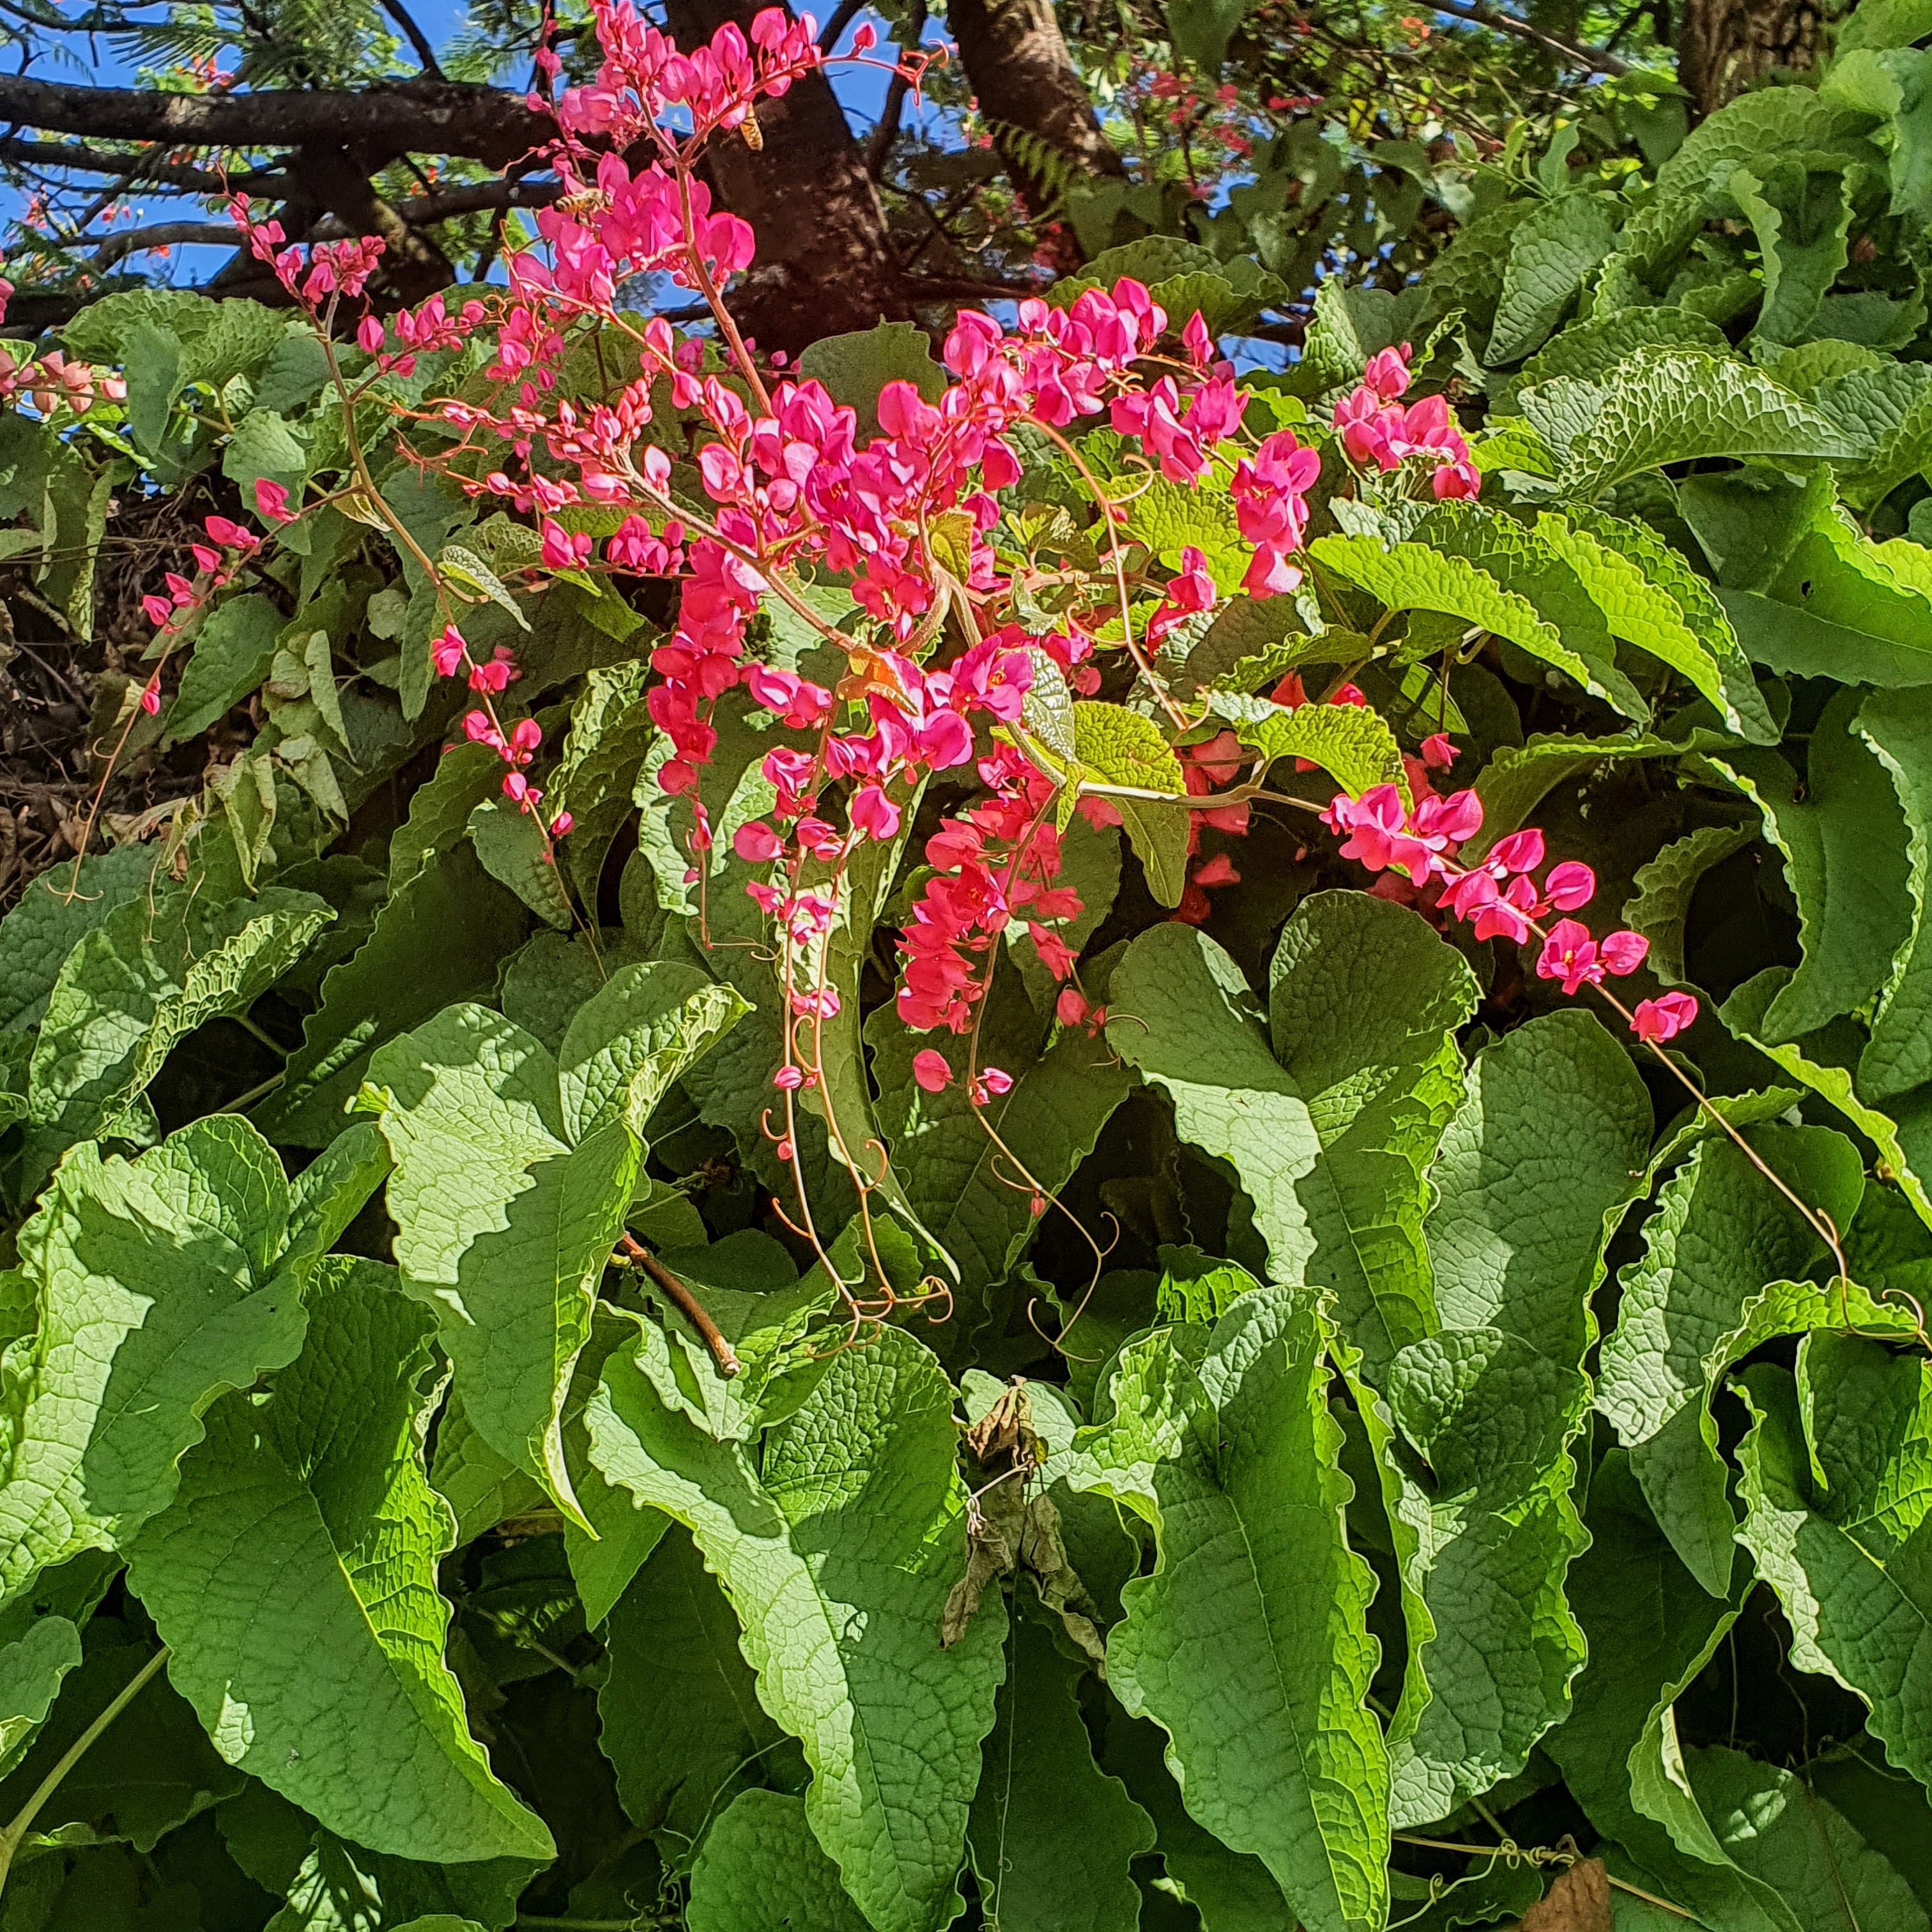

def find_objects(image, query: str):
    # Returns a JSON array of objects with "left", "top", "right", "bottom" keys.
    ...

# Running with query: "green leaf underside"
[
  {"left": 586, "top": 1323, "right": 1004, "bottom": 1932},
  {"left": 125, "top": 1257, "right": 553, "bottom": 1864},
  {"left": 1064, "top": 1291, "right": 1387, "bottom": 1932},
  {"left": 1737, "top": 1340, "right": 1932, "bottom": 1795},
  {"left": 0, "top": 1116, "right": 310, "bottom": 1609},
  {"left": 365, "top": 1004, "right": 641, "bottom": 1529}
]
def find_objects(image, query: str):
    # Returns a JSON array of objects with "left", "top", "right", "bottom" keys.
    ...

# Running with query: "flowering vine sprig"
[{"left": 68, "top": 0, "right": 1850, "bottom": 1340}]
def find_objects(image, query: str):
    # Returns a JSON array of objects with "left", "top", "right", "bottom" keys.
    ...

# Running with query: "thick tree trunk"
[
  {"left": 945, "top": 0, "right": 1124, "bottom": 212},
  {"left": 662, "top": 0, "right": 909, "bottom": 355},
  {"left": 1675, "top": 0, "right": 1820, "bottom": 118}
]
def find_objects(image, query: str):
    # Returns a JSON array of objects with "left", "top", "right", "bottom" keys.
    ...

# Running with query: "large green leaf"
[
  {"left": 1382, "top": 1014, "right": 1646, "bottom": 1826},
  {"left": 1063, "top": 1291, "right": 1384, "bottom": 1932},
  {"left": 1722, "top": 967, "right": 1932, "bottom": 1230},
  {"left": 966, "top": 1607, "right": 1154, "bottom": 1932},
  {"left": 1202, "top": 692, "right": 1407, "bottom": 798},
  {"left": 556, "top": 960, "right": 750, "bottom": 1143},
  {"left": 1622, "top": 822, "right": 1758, "bottom": 986},
  {"left": 585, "top": 1323, "right": 1004, "bottom": 1932},
  {"left": 254, "top": 845, "right": 527, "bottom": 1147},
  {"left": 1685, "top": 1744, "right": 1931, "bottom": 1929},
  {"left": 125, "top": 1257, "right": 553, "bottom": 1864},
  {"left": 1812, "top": 358, "right": 1932, "bottom": 510},
  {"left": 597, "top": 1526, "right": 792, "bottom": 1853},
  {"left": 1097, "top": 1707, "right": 1294, "bottom": 1930},
  {"left": 164, "top": 595, "right": 284, "bottom": 746},
  {"left": 1464, "top": 729, "right": 1715, "bottom": 861},
  {"left": 0, "top": 1116, "right": 309, "bottom": 1609},
  {"left": 1733, "top": 160, "right": 1854, "bottom": 347},
  {"left": 0, "top": 1627, "right": 243, "bottom": 1851},
  {"left": 686, "top": 1790, "right": 871, "bottom": 1932},
  {"left": 1737, "top": 1339, "right": 1932, "bottom": 1795},
  {"left": 1855, "top": 689, "right": 1932, "bottom": 1099},
  {"left": 28, "top": 887, "right": 332, "bottom": 1146},
  {"left": 1540, "top": 1453, "right": 1787, "bottom": 1930},
  {"left": 1308, "top": 527, "right": 1613, "bottom": 713},
  {"left": 1713, "top": 694, "right": 1912, "bottom": 1041},
  {"left": 1266, "top": 891, "right": 1478, "bottom": 1378},
  {"left": 0, "top": 1614, "right": 82, "bottom": 1781},
  {"left": 1108, "top": 900, "right": 1476, "bottom": 1384},
  {"left": 1489, "top": 192, "right": 1620, "bottom": 364},
  {"left": 1540, "top": 508, "right": 1776, "bottom": 742},
  {"left": 1520, "top": 347, "right": 1865, "bottom": 498},
  {"left": 1383, "top": 1324, "right": 1590, "bottom": 1827},
  {"left": 1426, "top": 1011, "right": 1653, "bottom": 1359},
  {"left": 0, "top": 844, "right": 162, "bottom": 1036},
  {"left": 1724, "top": 502, "right": 1932, "bottom": 688},
  {"left": 361, "top": 1004, "right": 641, "bottom": 1529},
  {"left": 1597, "top": 1127, "right": 1866, "bottom": 1595}
]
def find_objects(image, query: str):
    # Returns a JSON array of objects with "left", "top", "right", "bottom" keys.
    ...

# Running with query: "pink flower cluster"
[
  {"left": 14, "top": 349, "right": 124, "bottom": 418},
  {"left": 897, "top": 761, "right": 1090, "bottom": 1034},
  {"left": 357, "top": 292, "right": 487, "bottom": 379},
  {"left": 228, "top": 196, "right": 385, "bottom": 305},
  {"left": 555, "top": 1, "right": 829, "bottom": 148},
  {"left": 1322, "top": 779, "right": 1697, "bottom": 1045},
  {"left": 135, "top": 510, "right": 269, "bottom": 712},
  {"left": 1330, "top": 344, "right": 1480, "bottom": 501},
  {"left": 425, "top": 622, "right": 562, "bottom": 827}
]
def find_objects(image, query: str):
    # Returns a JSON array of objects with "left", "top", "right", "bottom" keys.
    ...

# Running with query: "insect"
[{"left": 739, "top": 110, "right": 763, "bottom": 151}]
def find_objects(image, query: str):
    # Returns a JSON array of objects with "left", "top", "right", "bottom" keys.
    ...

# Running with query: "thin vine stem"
[{"left": 0, "top": 1644, "right": 170, "bottom": 1897}]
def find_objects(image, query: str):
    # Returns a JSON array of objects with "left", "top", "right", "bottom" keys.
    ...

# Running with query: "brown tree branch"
[
  {"left": 1429, "top": 0, "right": 1632, "bottom": 76},
  {"left": 0, "top": 134, "right": 288, "bottom": 192},
  {"left": 944, "top": 0, "right": 1125, "bottom": 229},
  {"left": 79, "top": 177, "right": 560, "bottom": 266},
  {"left": 0, "top": 74, "right": 551, "bottom": 169}
]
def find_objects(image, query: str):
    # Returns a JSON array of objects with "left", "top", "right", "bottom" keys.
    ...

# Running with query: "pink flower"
[
  {"left": 1544, "top": 862, "right": 1595, "bottom": 912},
  {"left": 254, "top": 478, "right": 298, "bottom": 524},
  {"left": 357, "top": 313, "right": 385, "bottom": 354},
  {"left": 849, "top": 783, "right": 901, "bottom": 841},
  {"left": 142, "top": 594, "right": 173, "bottom": 628},
  {"left": 432, "top": 625, "right": 468, "bottom": 678},
  {"left": 1536, "top": 921, "right": 1648, "bottom": 995},
  {"left": 1193, "top": 852, "right": 1240, "bottom": 887},
  {"left": 1055, "top": 986, "right": 1089, "bottom": 1027},
  {"left": 138, "top": 674, "right": 162, "bottom": 716},
  {"left": 1419, "top": 733, "right": 1458, "bottom": 770},
  {"left": 204, "top": 515, "right": 259, "bottom": 551},
  {"left": 469, "top": 647, "right": 519, "bottom": 694},
  {"left": 733, "top": 820, "right": 783, "bottom": 862},
  {"left": 1632, "top": 992, "right": 1698, "bottom": 1044},
  {"left": 1362, "top": 345, "right": 1412, "bottom": 402},
  {"left": 978, "top": 1066, "right": 1015, "bottom": 1098},
  {"left": 1489, "top": 829, "right": 1544, "bottom": 875},
  {"left": 549, "top": 811, "right": 574, "bottom": 837},
  {"left": 912, "top": 1049, "right": 951, "bottom": 1093}
]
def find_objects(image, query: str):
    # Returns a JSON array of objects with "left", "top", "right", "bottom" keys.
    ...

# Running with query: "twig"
[
  {"left": 619, "top": 1232, "right": 741, "bottom": 1379},
  {"left": 380, "top": 0, "right": 446, "bottom": 79},
  {"left": 0, "top": 1645, "right": 169, "bottom": 1897},
  {"left": 1429, "top": 0, "right": 1631, "bottom": 75},
  {"left": 815, "top": 0, "right": 868, "bottom": 53},
  {"left": 865, "top": 0, "right": 926, "bottom": 180}
]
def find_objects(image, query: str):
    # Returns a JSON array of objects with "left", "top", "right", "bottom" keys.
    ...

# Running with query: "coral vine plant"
[
  {"left": 7, "top": 8, "right": 1932, "bottom": 1932},
  {"left": 181, "top": 0, "right": 1708, "bottom": 1334}
]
